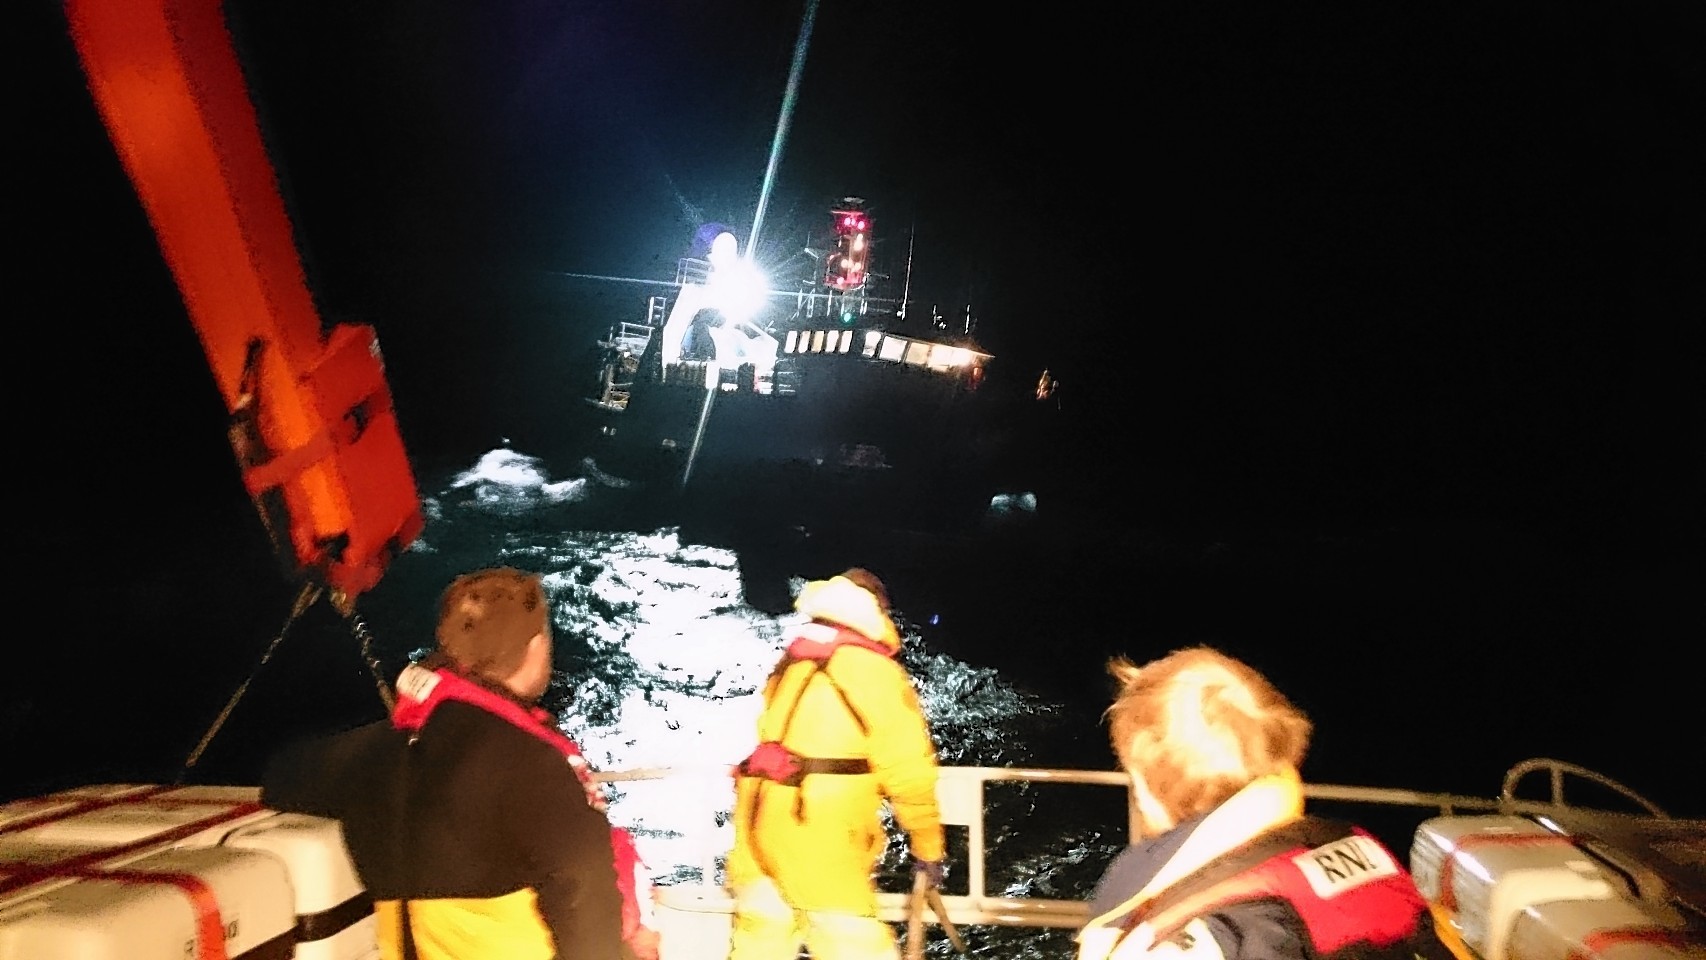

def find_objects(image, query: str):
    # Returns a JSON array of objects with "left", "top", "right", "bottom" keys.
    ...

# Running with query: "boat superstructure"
[{"left": 584, "top": 203, "right": 1007, "bottom": 536}]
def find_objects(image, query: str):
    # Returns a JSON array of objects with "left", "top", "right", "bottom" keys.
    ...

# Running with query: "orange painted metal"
[{"left": 65, "top": 0, "right": 423, "bottom": 598}]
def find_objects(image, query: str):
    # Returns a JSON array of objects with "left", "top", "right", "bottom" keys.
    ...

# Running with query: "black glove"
[{"left": 913, "top": 856, "right": 945, "bottom": 889}]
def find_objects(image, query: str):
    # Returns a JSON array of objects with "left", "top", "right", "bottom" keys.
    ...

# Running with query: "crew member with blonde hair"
[
  {"left": 1077, "top": 646, "right": 1452, "bottom": 959},
  {"left": 726, "top": 567, "right": 946, "bottom": 960}
]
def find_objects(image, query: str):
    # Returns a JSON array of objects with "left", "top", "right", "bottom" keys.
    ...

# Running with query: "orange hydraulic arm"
[{"left": 65, "top": 0, "right": 424, "bottom": 600}]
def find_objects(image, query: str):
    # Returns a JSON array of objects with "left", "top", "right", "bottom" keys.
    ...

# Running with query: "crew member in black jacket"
[{"left": 263, "top": 567, "right": 635, "bottom": 960}]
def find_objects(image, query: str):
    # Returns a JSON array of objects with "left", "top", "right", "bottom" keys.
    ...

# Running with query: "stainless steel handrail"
[
  {"left": 1499, "top": 757, "right": 1671, "bottom": 818},
  {"left": 592, "top": 761, "right": 1678, "bottom": 934}
]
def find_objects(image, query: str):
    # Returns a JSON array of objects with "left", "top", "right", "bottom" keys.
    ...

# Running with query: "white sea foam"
[
  {"left": 381, "top": 448, "right": 1094, "bottom": 952},
  {"left": 448, "top": 447, "right": 589, "bottom": 507}
]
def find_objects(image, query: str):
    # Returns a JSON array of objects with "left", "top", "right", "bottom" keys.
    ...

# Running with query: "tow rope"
[{"left": 181, "top": 581, "right": 397, "bottom": 778}]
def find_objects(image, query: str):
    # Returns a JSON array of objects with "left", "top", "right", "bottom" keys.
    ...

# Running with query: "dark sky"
[
  {"left": 27, "top": 2, "right": 1702, "bottom": 509},
  {"left": 13, "top": 2, "right": 1704, "bottom": 801}
]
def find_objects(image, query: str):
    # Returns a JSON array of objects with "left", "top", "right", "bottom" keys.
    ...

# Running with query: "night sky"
[{"left": 13, "top": 2, "right": 1703, "bottom": 804}]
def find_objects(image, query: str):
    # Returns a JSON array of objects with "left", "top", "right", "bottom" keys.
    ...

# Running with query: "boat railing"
[
  {"left": 1498, "top": 756, "right": 1673, "bottom": 818},
  {"left": 591, "top": 764, "right": 1541, "bottom": 934},
  {"left": 676, "top": 257, "right": 712, "bottom": 287},
  {"left": 610, "top": 320, "right": 655, "bottom": 359}
]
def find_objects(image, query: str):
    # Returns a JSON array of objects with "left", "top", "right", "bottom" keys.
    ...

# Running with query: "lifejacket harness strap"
[
  {"left": 821, "top": 670, "right": 872, "bottom": 736},
  {"left": 738, "top": 650, "right": 875, "bottom": 786},
  {"left": 796, "top": 757, "right": 873, "bottom": 775},
  {"left": 1115, "top": 819, "right": 1347, "bottom": 950},
  {"left": 401, "top": 900, "right": 418, "bottom": 960},
  {"left": 742, "top": 643, "right": 887, "bottom": 884}
]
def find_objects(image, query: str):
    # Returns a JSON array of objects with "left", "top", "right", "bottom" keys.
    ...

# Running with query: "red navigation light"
[
  {"left": 832, "top": 209, "right": 871, "bottom": 236},
  {"left": 826, "top": 206, "right": 871, "bottom": 289}
]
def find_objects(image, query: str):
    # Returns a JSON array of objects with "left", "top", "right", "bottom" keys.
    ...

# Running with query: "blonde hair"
[{"left": 1104, "top": 646, "right": 1311, "bottom": 824}]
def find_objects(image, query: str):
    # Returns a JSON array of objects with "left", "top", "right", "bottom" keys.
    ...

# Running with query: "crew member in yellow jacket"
[{"left": 726, "top": 568, "right": 946, "bottom": 960}]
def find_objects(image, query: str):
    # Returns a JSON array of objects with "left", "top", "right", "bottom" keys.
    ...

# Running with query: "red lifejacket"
[
  {"left": 1125, "top": 818, "right": 1447, "bottom": 957},
  {"left": 392, "top": 665, "right": 656, "bottom": 947},
  {"left": 783, "top": 622, "right": 897, "bottom": 663}
]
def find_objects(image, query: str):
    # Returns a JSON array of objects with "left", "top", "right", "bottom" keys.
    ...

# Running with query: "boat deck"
[{"left": 3, "top": 759, "right": 1699, "bottom": 960}]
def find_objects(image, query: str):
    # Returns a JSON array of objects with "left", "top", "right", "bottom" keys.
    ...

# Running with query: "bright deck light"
[{"left": 706, "top": 231, "right": 768, "bottom": 324}]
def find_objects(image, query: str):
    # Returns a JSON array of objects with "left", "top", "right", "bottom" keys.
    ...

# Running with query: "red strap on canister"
[
  {"left": 87, "top": 868, "right": 230, "bottom": 960},
  {"left": 1436, "top": 832, "right": 1572, "bottom": 911},
  {"left": 1572, "top": 927, "right": 1697, "bottom": 960},
  {"left": 0, "top": 801, "right": 265, "bottom": 896},
  {"left": 0, "top": 799, "right": 264, "bottom": 958},
  {"left": 0, "top": 786, "right": 177, "bottom": 837}
]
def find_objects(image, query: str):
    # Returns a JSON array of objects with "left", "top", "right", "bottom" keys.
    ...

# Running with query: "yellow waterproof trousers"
[{"left": 728, "top": 877, "right": 898, "bottom": 960}]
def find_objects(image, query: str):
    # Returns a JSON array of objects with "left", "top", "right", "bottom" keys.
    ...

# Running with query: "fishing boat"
[
  {"left": 579, "top": 201, "right": 1030, "bottom": 542},
  {"left": 8, "top": 2, "right": 1700, "bottom": 959}
]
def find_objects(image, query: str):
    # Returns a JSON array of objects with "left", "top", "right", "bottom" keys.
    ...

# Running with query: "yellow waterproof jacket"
[{"left": 727, "top": 579, "right": 944, "bottom": 914}]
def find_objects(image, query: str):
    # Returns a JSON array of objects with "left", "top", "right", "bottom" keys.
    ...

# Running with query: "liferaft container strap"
[
  {"left": 91, "top": 868, "right": 231, "bottom": 960},
  {"left": 0, "top": 784, "right": 178, "bottom": 836},
  {"left": 0, "top": 800, "right": 267, "bottom": 897},
  {"left": 1434, "top": 831, "right": 1572, "bottom": 911}
]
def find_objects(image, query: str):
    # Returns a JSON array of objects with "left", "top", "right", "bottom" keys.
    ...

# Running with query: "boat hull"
[{"left": 585, "top": 352, "right": 1011, "bottom": 540}]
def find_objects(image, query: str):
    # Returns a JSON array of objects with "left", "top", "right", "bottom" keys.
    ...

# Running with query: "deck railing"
[{"left": 591, "top": 764, "right": 1534, "bottom": 935}]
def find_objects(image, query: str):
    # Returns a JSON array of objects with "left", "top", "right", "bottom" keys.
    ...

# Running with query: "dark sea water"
[
  {"left": 9, "top": 273, "right": 1701, "bottom": 958},
  {"left": 12, "top": 302, "right": 1683, "bottom": 960},
  {"left": 10, "top": 428, "right": 1702, "bottom": 955}
]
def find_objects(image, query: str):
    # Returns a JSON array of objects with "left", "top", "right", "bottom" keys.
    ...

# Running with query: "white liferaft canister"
[
  {"left": 0, "top": 784, "right": 379, "bottom": 960},
  {"left": 1410, "top": 815, "right": 1564, "bottom": 906},
  {"left": 226, "top": 812, "right": 377, "bottom": 960},
  {"left": 1409, "top": 815, "right": 1633, "bottom": 960},
  {"left": 1509, "top": 893, "right": 1706, "bottom": 960},
  {"left": 0, "top": 844, "right": 296, "bottom": 960}
]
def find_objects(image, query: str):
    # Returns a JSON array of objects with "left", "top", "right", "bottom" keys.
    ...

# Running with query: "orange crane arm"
[{"left": 65, "top": 0, "right": 423, "bottom": 599}]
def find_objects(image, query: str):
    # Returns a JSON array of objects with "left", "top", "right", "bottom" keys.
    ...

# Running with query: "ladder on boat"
[{"left": 591, "top": 306, "right": 662, "bottom": 411}]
